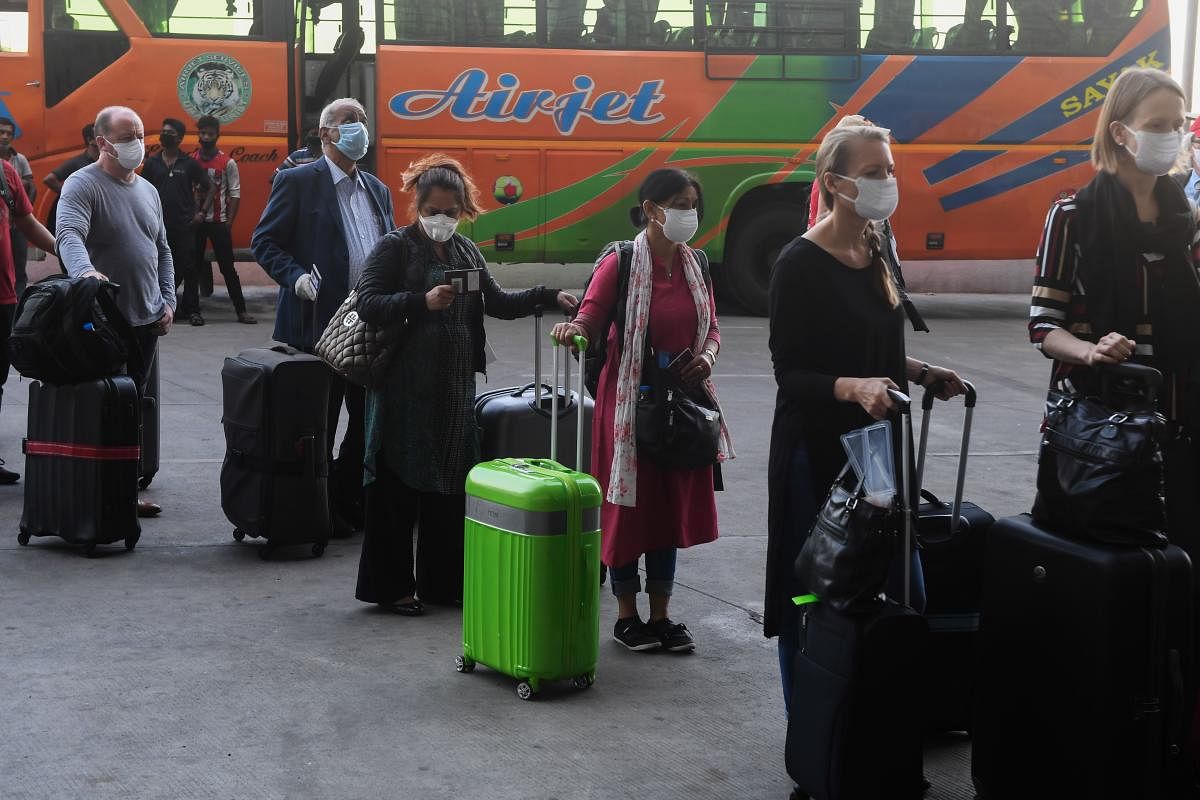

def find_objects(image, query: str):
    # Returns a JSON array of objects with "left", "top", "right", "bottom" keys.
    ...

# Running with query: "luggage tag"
[{"left": 310, "top": 264, "right": 323, "bottom": 294}]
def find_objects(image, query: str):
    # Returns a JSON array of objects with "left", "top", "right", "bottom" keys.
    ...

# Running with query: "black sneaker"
[
  {"left": 0, "top": 459, "right": 18, "bottom": 485},
  {"left": 649, "top": 618, "right": 695, "bottom": 652},
  {"left": 613, "top": 616, "right": 661, "bottom": 651}
]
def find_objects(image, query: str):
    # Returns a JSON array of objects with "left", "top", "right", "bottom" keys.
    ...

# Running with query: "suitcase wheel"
[
  {"left": 124, "top": 533, "right": 139, "bottom": 552},
  {"left": 232, "top": 529, "right": 246, "bottom": 542},
  {"left": 516, "top": 681, "right": 536, "bottom": 701},
  {"left": 572, "top": 675, "right": 593, "bottom": 690},
  {"left": 311, "top": 542, "right": 327, "bottom": 558},
  {"left": 138, "top": 475, "right": 153, "bottom": 490},
  {"left": 17, "top": 531, "right": 30, "bottom": 546},
  {"left": 454, "top": 656, "right": 475, "bottom": 674}
]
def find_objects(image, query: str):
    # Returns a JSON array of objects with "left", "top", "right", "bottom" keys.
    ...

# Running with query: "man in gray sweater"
[{"left": 57, "top": 105, "right": 175, "bottom": 518}]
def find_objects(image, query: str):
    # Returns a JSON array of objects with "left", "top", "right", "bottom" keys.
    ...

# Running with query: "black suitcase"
[
  {"left": 18, "top": 376, "right": 141, "bottom": 555},
  {"left": 915, "top": 381, "right": 993, "bottom": 733},
  {"left": 139, "top": 355, "right": 159, "bottom": 489},
  {"left": 786, "top": 390, "right": 929, "bottom": 800},
  {"left": 973, "top": 514, "right": 1195, "bottom": 799},
  {"left": 475, "top": 308, "right": 593, "bottom": 471},
  {"left": 220, "top": 346, "right": 332, "bottom": 558}
]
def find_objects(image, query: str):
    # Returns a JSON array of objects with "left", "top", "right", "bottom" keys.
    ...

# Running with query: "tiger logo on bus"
[{"left": 177, "top": 53, "right": 253, "bottom": 123}]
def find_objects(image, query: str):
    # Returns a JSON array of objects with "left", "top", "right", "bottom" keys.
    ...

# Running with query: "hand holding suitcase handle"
[{"left": 1097, "top": 361, "right": 1162, "bottom": 404}]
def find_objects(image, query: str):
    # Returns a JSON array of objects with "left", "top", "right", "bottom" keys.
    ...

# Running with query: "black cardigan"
[
  {"left": 763, "top": 236, "right": 909, "bottom": 638},
  {"left": 355, "top": 225, "right": 560, "bottom": 375}
]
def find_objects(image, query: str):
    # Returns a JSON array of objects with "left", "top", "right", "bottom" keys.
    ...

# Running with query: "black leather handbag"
[
  {"left": 1032, "top": 363, "right": 1168, "bottom": 546},
  {"left": 635, "top": 351, "right": 721, "bottom": 470},
  {"left": 795, "top": 462, "right": 898, "bottom": 614}
]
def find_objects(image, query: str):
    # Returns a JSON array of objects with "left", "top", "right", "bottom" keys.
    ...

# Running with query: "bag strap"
[
  {"left": 91, "top": 280, "right": 146, "bottom": 381},
  {"left": 0, "top": 160, "right": 16, "bottom": 217}
]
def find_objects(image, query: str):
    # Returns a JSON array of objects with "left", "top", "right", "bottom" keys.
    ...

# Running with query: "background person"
[
  {"left": 142, "top": 118, "right": 214, "bottom": 327},
  {"left": 252, "top": 97, "right": 395, "bottom": 536},
  {"left": 192, "top": 115, "right": 254, "bottom": 323},
  {"left": 44, "top": 124, "right": 99, "bottom": 239},
  {"left": 273, "top": 128, "right": 323, "bottom": 180},
  {"left": 0, "top": 117, "right": 35, "bottom": 296},
  {"left": 765, "top": 124, "right": 965, "bottom": 714},
  {"left": 552, "top": 168, "right": 733, "bottom": 653},
  {"left": 0, "top": 157, "right": 57, "bottom": 485},
  {"left": 354, "top": 155, "right": 575, "bottom": 616},
  {"left": 56, "top": 105, "right": 175, "bottom": 519}
]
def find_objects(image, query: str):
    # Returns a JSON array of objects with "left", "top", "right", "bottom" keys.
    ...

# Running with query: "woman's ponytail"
[{"left": 866, "top": 221, "right": 900, "bottom": 309}]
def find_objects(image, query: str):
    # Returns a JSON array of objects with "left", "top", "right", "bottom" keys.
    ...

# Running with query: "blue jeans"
[
  {"left": 777, "top": 445, "right": 926, "bottom": 715},
  {"left": 609, "top": 548, "right": 678, "bottom": 597}
]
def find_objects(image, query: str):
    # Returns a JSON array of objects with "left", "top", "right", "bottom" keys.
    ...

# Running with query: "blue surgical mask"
[{"left": 334, "top": 122, "right": 369, "bottom": 161}]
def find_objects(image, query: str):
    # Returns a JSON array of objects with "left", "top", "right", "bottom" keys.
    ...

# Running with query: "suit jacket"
[{"left": 251, "top": 157, "right": 395, "bottom": 351}]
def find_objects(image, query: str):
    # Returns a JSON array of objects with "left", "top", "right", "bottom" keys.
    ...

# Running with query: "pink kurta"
[{"left": 575, "top": 249, "right": 721, "bottom": 568}]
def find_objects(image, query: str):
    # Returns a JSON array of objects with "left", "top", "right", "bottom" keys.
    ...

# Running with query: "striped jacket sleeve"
[{"left": 1029, "top": 199, "right": 1078, "bottom": 352}]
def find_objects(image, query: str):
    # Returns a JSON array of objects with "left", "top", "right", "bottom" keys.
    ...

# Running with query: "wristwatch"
[
  {"left": 702, "top": 348, "right": 717, "bottom": 367},
  {"left": 915, "top": 362, "right": 930, "bottom": 386}
]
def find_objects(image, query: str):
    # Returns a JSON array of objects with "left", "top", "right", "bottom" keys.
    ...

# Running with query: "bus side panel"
[{"left": 0, "top": 0, "right": 46, "bottom": 163}]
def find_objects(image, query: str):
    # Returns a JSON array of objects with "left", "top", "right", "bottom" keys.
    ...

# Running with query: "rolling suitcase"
[
  {"left": 139, "top": 355, "right": 159, "bottom": 489},
  {"left": 475, "top": 307, "right": 593, "bottom": 470},
  {"left": 914, "top": 381, "right": 993, "bottom": 733},
  {"left": 972, "top": 514, "right": 1195, "bottom": 800},
  {"left": 18, "top": 376, "right": 141, "bottom": 555},
  {"left": 219, "top": 346, "right": 332, "bottom": 559},
  {"left": 458, "top": 332, "right": 602, "bottom": 700},
  {"left": 786, "top": 390, "right": 929, "bottom": 800}
]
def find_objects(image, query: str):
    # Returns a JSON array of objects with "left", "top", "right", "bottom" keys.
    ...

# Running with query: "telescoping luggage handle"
[
  {"left": 887, "top": 388, "right": 915, "bottom": 608},
  {"left": 915, "top": 380, "right": 978, "bottom": 536},
  {"left": 550, "top": 332, "right": 589, "bottom": 470}
]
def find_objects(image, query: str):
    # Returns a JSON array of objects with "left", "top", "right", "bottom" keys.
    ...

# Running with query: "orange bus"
[{"left": 0, "top": 0, "right": 1174, "bottom": 313}]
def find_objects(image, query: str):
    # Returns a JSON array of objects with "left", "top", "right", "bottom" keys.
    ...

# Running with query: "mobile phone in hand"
[{"left": 667, "top": 348, "right": 694, "bottom": 381}]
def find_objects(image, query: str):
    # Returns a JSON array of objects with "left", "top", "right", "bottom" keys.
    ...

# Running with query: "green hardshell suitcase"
[{"left": 459, "top": 335, "right": 602, "bottom": 700}]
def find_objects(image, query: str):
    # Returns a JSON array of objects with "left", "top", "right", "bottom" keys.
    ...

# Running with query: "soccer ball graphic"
[{"left": 494, "top": 176, "right": 523, "bottom": 205}]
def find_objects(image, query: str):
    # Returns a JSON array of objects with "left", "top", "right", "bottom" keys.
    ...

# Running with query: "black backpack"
[
  {"left": 574, "top": 241, "right": 711, "bottom": 398},
  {"left": 8, "top": 275, "right": 142, "bottom": 385}
]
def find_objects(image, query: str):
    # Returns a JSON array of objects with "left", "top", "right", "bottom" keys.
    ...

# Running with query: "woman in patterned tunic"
[{"left": 354, "top": 155, "right": 576, "bottom": 616}]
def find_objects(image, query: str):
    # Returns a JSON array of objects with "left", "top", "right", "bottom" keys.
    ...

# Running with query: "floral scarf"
[{"left": 607, "top": 232, "right": 735, "bottom": 506}]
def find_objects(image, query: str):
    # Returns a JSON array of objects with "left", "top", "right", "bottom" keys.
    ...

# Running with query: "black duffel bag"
[
  {"left": 1032, "top": 362, "right": 1168, "bottom": 546},
  {"left": 8, "top": 275, "right": 141, "bottom": 385}
]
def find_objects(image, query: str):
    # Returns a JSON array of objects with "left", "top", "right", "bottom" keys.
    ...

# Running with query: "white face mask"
[
  {"left": 834, "top": 174, "right": 899, "bottom": 221},
  {"left": 654, "top": 205, "right": 699, "bottom": 244},
  {"left": 1121, "top": 125, "right": 1184, "bottom": 176},
  {"left": 104, "top": 137, "right": 145, "bottom": 170},
  {"left": 420, "top": 213, "right": 458, "bottom": 243}
]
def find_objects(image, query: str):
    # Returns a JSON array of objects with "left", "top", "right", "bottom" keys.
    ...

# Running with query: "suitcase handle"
[
  {"left": 549, "top": 334, "right": 589, "bottom": 469},
  {"left": 886, "top": 389, "right": 914, "bottom": 607},
  {"left": 915, "top": 379, "right": 977, "bottom": 536}
]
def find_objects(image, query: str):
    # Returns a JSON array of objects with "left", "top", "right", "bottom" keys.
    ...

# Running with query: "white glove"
[{"left": 294, "top": 273, "right": 318, "bottom": 301}]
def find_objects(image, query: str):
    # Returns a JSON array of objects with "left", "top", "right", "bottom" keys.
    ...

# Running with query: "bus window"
[
  {"left": 707, "top": 0, "right": 857, "bottom": 52},
  {"left": 303, "top": 0, "right": 377, "bottom": 53},
  {"left": 128, "top": 0, "right": 272, "bottom": 37},
  {"left": 862, "top": 0, "right": 1007, "bottom": 51},
  {"left": 43, "top": 0, "right": 127, "bottom": 106},
  {"left": 580, "top": 0, "right": 695, "bottom": 48},
  {"left": 0, "top": 0, "right": 28, "bottom": 51},
  {"left": 383, "top": 0, "right": 537, "bottom": 45}
]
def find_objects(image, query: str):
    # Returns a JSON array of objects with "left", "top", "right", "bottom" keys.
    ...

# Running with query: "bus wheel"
[{"left": 725, "top": 201, "right": 807, "bottom": 316}]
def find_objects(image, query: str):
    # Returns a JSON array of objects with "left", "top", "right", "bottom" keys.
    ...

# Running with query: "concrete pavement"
[{"left": 0, "top": 287, "right": 1045, "bottom": 800}]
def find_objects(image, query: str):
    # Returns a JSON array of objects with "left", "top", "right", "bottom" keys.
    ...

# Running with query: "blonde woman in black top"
[{"left": 764, "top": 124, "right": 967, "bottom": 713}]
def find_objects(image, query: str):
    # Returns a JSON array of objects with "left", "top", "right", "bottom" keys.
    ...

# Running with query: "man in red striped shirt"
[{"left": 192, "top": 116, "right": 255, "bottom": 324}]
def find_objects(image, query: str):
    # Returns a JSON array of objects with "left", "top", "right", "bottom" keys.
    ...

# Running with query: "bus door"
[
  {"left": 295, "top": 0, "right": 375, "bottom": 161},
  {"left": 0, "top": 0, "right": 46, "bottom": 161}
]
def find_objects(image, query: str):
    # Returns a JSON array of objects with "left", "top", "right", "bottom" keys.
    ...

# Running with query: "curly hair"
[{"left": 402, "top": 154, "right": 482, "bottom": 222}]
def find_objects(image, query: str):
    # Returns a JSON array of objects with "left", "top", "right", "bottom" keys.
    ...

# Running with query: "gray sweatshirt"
[{"left": 56, "top": 162, "right": 176, "bottom": 327}]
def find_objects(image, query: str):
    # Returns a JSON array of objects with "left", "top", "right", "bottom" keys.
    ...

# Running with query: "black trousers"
[
  {"left": 327, "top": 374, "right": 365, "bottom": 522},
  {"left": 10, "top": 225, "right": 27, "bottom": 297},
  {"left": 170, "top": 225, "right": 200, "bottom": 316},
  {"left": 193, "top": 222, "right": 246, "bottom": 313},
  {"left": 356, "top": 457, "right": 466, "bottom": 605}
]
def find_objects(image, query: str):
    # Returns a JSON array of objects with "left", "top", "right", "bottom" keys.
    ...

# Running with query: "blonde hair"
[
  {"left": 1091, "top": 68, "right": 1186, "bottom": 173},
  {"left": 814, "top": 125, "right": 900, "bottom": 309},
  {"left": 402, "top": 153, "right": 482, "bottom": 221}
]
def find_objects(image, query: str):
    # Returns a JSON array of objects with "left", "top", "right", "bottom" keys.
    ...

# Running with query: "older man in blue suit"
[{"left": 252, "top": 97, "right": 395, "bottom": 533}]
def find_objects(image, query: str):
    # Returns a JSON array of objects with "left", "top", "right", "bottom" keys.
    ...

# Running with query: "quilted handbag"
[{"left": 314, "top": 289, "right": 401, "bottom": 388}]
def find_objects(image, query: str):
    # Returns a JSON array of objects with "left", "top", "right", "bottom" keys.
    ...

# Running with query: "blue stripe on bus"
[
  {"left": 923, "top": 149, "right": 1006, "bottom": 185},
  {"left": 938, "top": 150, "right": 1090, "bottom": 211},
  {"left": 980, "top": 27, "right": 1171, "bottom": 145},
  {"left": 858, "top": 57, "right": 1019, "bottom": 143}
]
